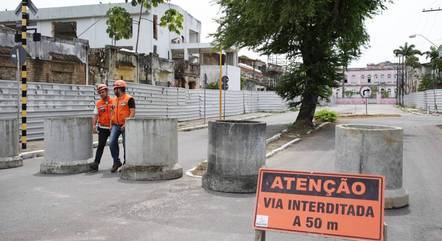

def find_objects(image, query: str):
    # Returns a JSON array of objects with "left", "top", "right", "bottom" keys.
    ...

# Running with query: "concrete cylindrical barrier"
[
  {"left": 0, "top": 119, "right": 23, "bottom": 169},
  {"left": 335, "top": 124, "right": 409, "bottom": 209},
  {"left": 202, "top": 120, "right": 266, "bottom": 193},
  {"left": 40, "top": 117, "right": 94, "bottom": 174},
  {"left": 120, "top": 118, "right": 182, "bottom": 181}
]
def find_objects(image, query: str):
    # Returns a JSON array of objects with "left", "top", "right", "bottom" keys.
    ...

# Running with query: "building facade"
[
  {"left": 0, "top": 3, "right": 201, "bottom": 60},
  {"left": 0, "top": 25, "right": 88, "bottom": 85},
  {"left": 336, "top": 62, "right": 399, "bottom": 99}
]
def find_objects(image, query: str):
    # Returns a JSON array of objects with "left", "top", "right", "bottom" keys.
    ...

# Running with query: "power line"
[{"left": 423, "top": 8, "right": 442, "bottom": 12}]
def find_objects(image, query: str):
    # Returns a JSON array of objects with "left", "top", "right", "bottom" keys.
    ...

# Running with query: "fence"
[
  {"left": 0, "top": 80, "right": 288, "bottom": 140},
  {"left": 404, "top": 89, "right": 442, "bottom": 113}
]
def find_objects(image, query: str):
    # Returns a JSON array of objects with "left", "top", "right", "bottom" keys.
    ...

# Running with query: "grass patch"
[{"left": 314, "top": 109, "right": 338, "bottom": 123}]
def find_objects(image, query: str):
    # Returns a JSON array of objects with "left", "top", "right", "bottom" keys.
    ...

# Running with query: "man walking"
[
  {"left": 90, "top": 84, "right": 113, "bottom": 172},
  {"left": 109, "top": 80, "right": 136, "bottom": 173}
]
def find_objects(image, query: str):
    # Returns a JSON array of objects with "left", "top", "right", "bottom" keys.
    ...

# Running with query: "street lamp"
[{"left": 409, "top": 34, "right": 438, "bottom": 48}]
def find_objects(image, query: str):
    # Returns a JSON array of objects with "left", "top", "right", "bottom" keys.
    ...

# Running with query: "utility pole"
[{"left": 20, "top": 0, "right": 29, "bottom": 150}]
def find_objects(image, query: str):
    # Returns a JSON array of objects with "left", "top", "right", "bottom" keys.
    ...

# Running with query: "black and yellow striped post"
[{"left": 20, "top": 0, "right": 28, "bottom": 149}]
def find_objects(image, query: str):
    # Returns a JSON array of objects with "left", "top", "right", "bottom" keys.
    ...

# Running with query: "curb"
[
  {"left": 179, "top": 113, "right": 273, "bottom": 132},
  {"left": 185, "top": 122, "right": 330, "bottom": 178},
  {"left": 265, "top": 122, "right": 330, "bottom": 159}
]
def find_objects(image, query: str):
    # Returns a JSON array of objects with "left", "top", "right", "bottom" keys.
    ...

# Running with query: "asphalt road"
[{"left": 1, "top": 106, "right": 441, "bottom": 241}]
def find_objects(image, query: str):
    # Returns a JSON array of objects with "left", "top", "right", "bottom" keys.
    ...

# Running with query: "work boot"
[
  {"left": 89, "top": 162, "right": 99, "bottom": 172},
  {"left": 111, "top": 162, "right": 122, "bottom": 173}
]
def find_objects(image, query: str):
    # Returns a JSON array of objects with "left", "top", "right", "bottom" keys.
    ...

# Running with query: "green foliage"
[
  {"left": 160, "top": 8, "right": 184, "bottom": 34},
  {"left": 344, "top": 90, "right": 354, "bottom": 98},
  {"left": 314, "top": 109, "right": 338, "bottom": 123},
  {"left": 106, "top": 0, "right": 183, "bottom": 42},
  {"left": 418, "top": 74, "right": 435, "bottom": 91},
  {"left": 213, "top": 0, "right": 387, "bottom": 126},
  {"left": 381, "top": 89, "right": 389, "bottom": 98},
  {"left": 393, "top": 42, "right": 422, "bottom": 67},
  {"left": 206, "top": 82, "right": 219, "bottom": 89},
  {"left": 106, "top": 7, "right": 133, "bottom": 42},
  {"left": 425, "top": 46, "right": 442, "bottom": 71}
]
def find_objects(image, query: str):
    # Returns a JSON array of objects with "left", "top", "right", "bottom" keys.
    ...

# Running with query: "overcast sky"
[{"left": 3, "top": 0, "right": 442, "bottom": 67}]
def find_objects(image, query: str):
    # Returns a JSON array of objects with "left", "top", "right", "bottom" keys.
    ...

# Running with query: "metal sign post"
[
  {"left": 219, "top": 49, "right": 223, "bottom": 119},
  {"left": 203, "top": 74, "right": 207, "bottom": 124},
  {"left": 360, "top": 86, "right": 371, "bottom": 116}
]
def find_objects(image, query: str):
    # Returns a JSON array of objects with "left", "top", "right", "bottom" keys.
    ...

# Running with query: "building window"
[
  {"left": 388, "top": 74, "right": 391, "bottom": 78},
  {"left": 381, "top": 74, "right": 384, "bottom": 79},
  {"left": 153, "top": 15, "right": 158, "bottom": 40},
  {"left": 367, "top": 75, "right": 371, "bottom": 83},
  {"left": 361, "top": 75, "right": 365, "bottom": 79},
  {"left": 52, "top": 21, "right": 77, "bottom": 40},
  {"left": 153, "top": 45, "right": 157, "bottom": 54},
  {"left": 374, "top": 74, "right": 378, "bottom": 79},
  {"left": 351, "top": 74, "right": 356, "bottom": 78},
  {"left": 344, "top": 79, "right": 348, "bottom": 83}
]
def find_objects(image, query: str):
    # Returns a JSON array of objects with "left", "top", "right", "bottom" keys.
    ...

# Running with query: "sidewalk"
[{"left": 19, "top": 112, "right": 275, "bottom": 154}]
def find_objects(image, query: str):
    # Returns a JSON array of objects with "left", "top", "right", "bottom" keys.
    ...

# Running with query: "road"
[{"left": 1, "top": 106, "right": 441, "bottom": 241}]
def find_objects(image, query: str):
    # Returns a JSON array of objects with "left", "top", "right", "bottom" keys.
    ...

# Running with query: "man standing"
[
  {"left": 109, "top": 80, "right": 136, "bottom": 173},
  {"left": 91, "top": 84, "right": 113, "bottom": 172}
]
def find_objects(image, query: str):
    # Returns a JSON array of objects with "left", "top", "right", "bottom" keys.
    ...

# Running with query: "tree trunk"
[{"left": 294, "top": 88, "right": 318, "bottom": 129}]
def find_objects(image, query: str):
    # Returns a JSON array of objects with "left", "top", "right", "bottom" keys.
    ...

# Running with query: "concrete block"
[
  {"left": 40, "top": 117, "right": 94, "bottom": 174},
  {"left": 0, "top": 119, "right": 23, "bottom": 169},
  {"left": 202, "top": 120, "right": 266, "bottom": 193},
  {"left": 120, "top": 118, "right": 182, "bottom": 181},
  {"left": 335, "top": 124, "right": 409, "bottom": 209}
]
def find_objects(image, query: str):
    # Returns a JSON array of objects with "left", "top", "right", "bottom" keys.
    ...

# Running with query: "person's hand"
[
  {"left": 121, "top": 124, "right": 125, "bottom": 130},
  {"left": 93, "top": 126, "right": 98, "bottom": 134}
]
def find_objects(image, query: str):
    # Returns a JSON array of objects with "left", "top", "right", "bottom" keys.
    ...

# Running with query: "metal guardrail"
[{"left": 0, "top": 80, "right": 288, "bottom": 140}]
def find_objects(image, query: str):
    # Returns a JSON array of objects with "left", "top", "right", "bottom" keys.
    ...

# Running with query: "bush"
[{"left": 314, "top": 109, "right": 338, "bottom": 123}]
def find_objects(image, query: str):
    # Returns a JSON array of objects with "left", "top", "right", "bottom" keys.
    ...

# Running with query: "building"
[
  {"left": 0, "top": 2, "right": 201, "bottom": 60},
  {"left": 238, "top": 56, "right": 285, "bottom": 91},
  {"left": 0, "top": 25, "right": 88, "bottom": 84},
  {"left": 0, "top": 2, "right": 201, "bottom": 87},
  {"left": 171, "top": 43, "right": 241, "bottom": 90},
  {"left": 336, "top": 62, "right": 399, "bottom": 99},
  {"left": 88, "top": 46, "right": 174, "bottom": 86}
]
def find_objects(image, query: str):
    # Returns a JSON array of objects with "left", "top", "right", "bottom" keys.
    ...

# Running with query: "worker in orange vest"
[
  {"left": 109, "top": 80, "right": 136, "bottom": 173},
  {"left": 90, "top": 84, "right": 113, "bottom": 172}
]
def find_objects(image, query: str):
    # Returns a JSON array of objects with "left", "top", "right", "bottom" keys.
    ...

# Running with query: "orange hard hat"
[
  {"left": 97, "top": 84, "right": 108, "bottom": 92},
  {"left": 113, "top": 80, "right": 127, "bottom": 89}
]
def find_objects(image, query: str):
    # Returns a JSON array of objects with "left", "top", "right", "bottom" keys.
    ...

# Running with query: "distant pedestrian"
[
  {"left": 109, "top": 80, "right": 136, "bottom": 173},
  {"left": 90, "top": 84, "right": 113, "bottom": 172}
]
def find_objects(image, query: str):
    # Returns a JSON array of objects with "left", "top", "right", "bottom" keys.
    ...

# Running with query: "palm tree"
[
  {"left": 424, "top": 46, "right": 442, "bottom": 89},
  {"left": 393, "top": 42, "right": 422, "bottom": 93}
]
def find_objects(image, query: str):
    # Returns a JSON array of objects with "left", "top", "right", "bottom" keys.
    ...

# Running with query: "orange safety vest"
[
  {"left": 96, "top": 96, "right": 113, "bottom": 128},
  {"left": 111, "top": 93, "right": 133, "bottom": 126}
]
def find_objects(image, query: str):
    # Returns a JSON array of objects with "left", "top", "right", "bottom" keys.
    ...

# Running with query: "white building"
[
  {"left": 0, "top": 2, "right": 201, "bottom": 60},
  {"left": 0, "top": 2, "right": 241, "bottom": 90},
  {"left": 171, "top": 43, "right": 240, "bottom": 90},
  {"left": 336, "top": 62, "right": 398, "bottom": 99}
]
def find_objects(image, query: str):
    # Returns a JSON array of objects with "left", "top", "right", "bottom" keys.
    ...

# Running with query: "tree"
[
  {"left": 213, "top": 1, "right": 388, "bottom": 128},
  {"left": 106, "top": 7, "right": 133, "bottom": 45},
  {"left": 106, "top": 0, "right": 183, "bottom": 50},
  {"left": 393, "top": 42, "right": 422, "bottom": 92}
]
